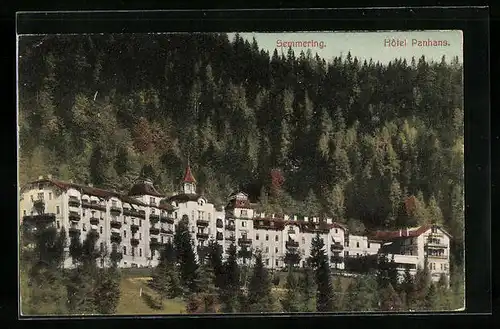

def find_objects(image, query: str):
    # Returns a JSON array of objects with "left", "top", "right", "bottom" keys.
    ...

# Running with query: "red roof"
[
  {"left": 368, "top": 225, "right": 452, "bottom": 241},
  {"left": 183, "top": 165, "right": 196, "bottom": 183}
]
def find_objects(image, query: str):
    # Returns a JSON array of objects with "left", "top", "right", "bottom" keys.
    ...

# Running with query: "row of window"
[
  {"left": 429, "top": 262, "right": 448, "bottom": 271},
  {"left": 122, "top": 246, "right": 143, "bottom": 257}
]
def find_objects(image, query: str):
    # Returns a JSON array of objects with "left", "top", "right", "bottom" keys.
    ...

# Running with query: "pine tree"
[
  {"left": 423, "top": 282, "right": 438, "bottom": 310},
  {"left": 308, "top": 233, "right": 334, "bottom": 312},
  {"left": 413, "top": 265, "right": 431, "bottom": 310},
  {"left": 400, "top": 266, "right": 415, "bottom": 310},
  {"left": 173, "top": 215, "right": 198, "bottom": 293},
  {"left": 20, "top": 223, "right": 67, "bottom": 315},
  {"left": 186, "top": 263, "right": 218, "bottom": 313},
  {"left": 280, "top": 268, "right": 302, "bottom": 312},
  {"left": 220, "top": 243, "right": 241, "bottom": 313},
  {"left": 247, "top": 250, "right": 274, "bottom": 312},
  {"left": 93, "top": 244, "right": 121, "bottom": 314},
  {"left": 299, "top": 266, "right": 316, "bottom": 312},
  {"left": 345, "top": 274, "right": 378, "bottom": 312},
  {"left": 379, "top": 283, "right": 403, "bottom": 311},
  {"left": 206, "top": 239, "right": 224, "bottom": 288},
  {"left": 332, "top": 277, "right": 344, "bottom": 311},
  {"left": 66, "top": 231, "right": 100, "bottom": 314}
]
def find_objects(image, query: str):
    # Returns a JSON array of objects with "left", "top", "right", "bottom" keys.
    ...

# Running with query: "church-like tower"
[{"left": 182, "top": 163, "right": 197, "bottom": 194}]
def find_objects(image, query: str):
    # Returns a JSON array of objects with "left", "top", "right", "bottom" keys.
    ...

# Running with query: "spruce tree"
[
  {"left": 400, "top": 266, "right": 415, "bottom": 310},
  {"left": 173, "top": 215, "right": 198, "bottom": 293},
  {"left": 332, "top": 277, "right": 344, "bottom": 311},
  {"left": 308, "top": 233, "right": 334, "bottom": 312},
  {"left": 186, "top": 262, "right": 218, "bottom": 313},
  {"left": 206, "top": 239, "right": 224, "bottom": 288},
  {"left": 220, "top": 243, "right": 241, "bottom": 313},
  {"left": 423, "top": 282, "right": 438, "bottom": 310},
  {"left": 93, "top": 244, "right": 121, "bottom": 314},
  {"left": 280, "top": 268, "right": 302, "bottom": 312},
  {"left": 20, "top": 223, "right": 68, "bottom": 315},
  {"left": 299, "top": 266, "right": 316, "bottom": 312},
  {"left": 345, "top": 274, "right": 378, "bottom": 312},
  {"left": 379, "top": 283, "right": 403, "bottom": 311},
  {"left": 66, "top": 230, "right": 100, "bottom": 314},
  {"left": 413, "top": 265, "right": 431, "bottom": 310},
  {"left": 247, "top": 250, "right": 274, "bottom": 312}
]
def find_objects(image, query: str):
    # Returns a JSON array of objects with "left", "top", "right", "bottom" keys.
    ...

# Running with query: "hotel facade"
[{"left": 19, "top": 165, "right": 451, "bottom": 282}]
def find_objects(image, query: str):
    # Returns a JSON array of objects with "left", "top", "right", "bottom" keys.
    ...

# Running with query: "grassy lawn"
[{"left": 116, "top": 275, "right": 186, "bottom": 315}]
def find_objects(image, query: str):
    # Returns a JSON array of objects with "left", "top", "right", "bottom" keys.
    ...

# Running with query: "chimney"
[
  {"left": 38, "top": 175, "right": 43, "bottom": 180},
  {"left": 88, "top": 183, "right": 93, "bottom": 187},
  {"left": 293, "top": 215, "right": 297, "bottom": 221},
  {"left": 271, "top": 213, "right": 275, "bottom": 219},
  {"left": 304, "top": 216, "right": 309, "bottom": 222},
  {"left": 284, "top": 214, "right": 289, "bottom": 221},
  {"left": 47, "top": 174, "right": 52, "bottom": 179},
  {"left": 69, "top": 179, "right": 73, "bottom": 184},
  {"left": 326, "top": 217, "right": 332, "bottom": 224},
  {"left": 399, "top": 229, "right": 402, "bottom": 237},
  {"left": 406, "top": 228, "right": 409, "bottom": 236}
]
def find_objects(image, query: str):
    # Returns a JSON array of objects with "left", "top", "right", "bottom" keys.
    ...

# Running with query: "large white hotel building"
[{"left": 19, "top": 165, "right": 451, "bottom": 282}]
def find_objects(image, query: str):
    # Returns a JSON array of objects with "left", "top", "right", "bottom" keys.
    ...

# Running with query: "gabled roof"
[
  {"left": 369, "top": 225, "right": 452, "bottom": 241},
  {"left": 120, "top": 196, "right": 147, "bottom": 207},
  {"left": 128, "top": 180, "right": 164, "bottom": 197},
  {"left": 183, "top": 165, "right": 196, "bottom": 183}
]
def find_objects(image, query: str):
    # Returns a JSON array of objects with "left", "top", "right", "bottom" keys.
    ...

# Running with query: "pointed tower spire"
[{"left": 182, "top": 157, "right": 196, "bottom": 194}]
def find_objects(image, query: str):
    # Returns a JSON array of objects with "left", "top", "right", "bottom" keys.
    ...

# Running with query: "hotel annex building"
[{"left": 19, "top": 165, "right": 451, "bottom": 282}]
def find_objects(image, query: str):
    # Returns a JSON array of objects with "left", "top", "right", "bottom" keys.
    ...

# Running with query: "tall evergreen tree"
[
  {"left": 280, "top": 268, "right": 302, "bottom": 312},
  {"left": 220, "top": 243, "right": 241, "bottom": 313},
  {"left": 299, "top": 266, "right": 316, "bottom": 312},
  {"left": 308, "top": 233, "right": 334, "bottom": 312},
  {"left": 173, "top": 215, "right": 198, "bottom": 293},
  {"left": 247, "top": 250, "right": 275, "bottom": 312}
]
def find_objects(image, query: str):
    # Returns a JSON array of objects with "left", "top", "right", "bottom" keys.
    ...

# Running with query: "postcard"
[{"left": 17, "top": 30, "right": 464, "bottom": 316}]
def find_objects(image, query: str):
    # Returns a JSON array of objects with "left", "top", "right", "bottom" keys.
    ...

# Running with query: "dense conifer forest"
[{"left": 18, "top": 33, "right": 464, "bottom": 314}]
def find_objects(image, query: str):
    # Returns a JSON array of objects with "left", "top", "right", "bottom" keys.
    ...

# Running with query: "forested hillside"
[{"left": 18, "top": 33, "right": 464, "bottom": 260}]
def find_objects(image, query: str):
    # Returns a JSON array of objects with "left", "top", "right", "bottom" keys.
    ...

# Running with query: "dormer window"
[{"left": 198, "top": 199, "right": 204, "bottom": 206}]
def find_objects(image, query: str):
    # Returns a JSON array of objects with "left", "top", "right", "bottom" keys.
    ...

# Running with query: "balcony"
[
  {"left": 138, "top": 210, "right": 146, "bottom": 219},
  {"left": 427, "top": 254, "right": 448, "bottom": 260},
  {"left": 160, "top": 227, "right": 174, "bottom": 235},
  {"left": 150, "top": 238, "right": 161, "bottom": 249},
  {"left": 82, "top": 200, "right": 106, "bottom": 211},
  {"left": 130, "top": 224, "right": 139, "bottom": 233},
  {"left": 68, "top": 196, "right": 80, "bottom": 207},
  {"left": 286, "top": 240, "right": 299, "bottom": 249},
  {"left": 226, "top": 236, "right": 236, "bottom": 242},
  {"left": 150, "top": 214, "right": 160, "bottom": 224},
  {"left": 150, "top": 227, "right": 160, "bottom": 235},
  {"left": 69, "top": 211, "right": 81, "bottom": 221},
  {"left": 68, "top": 227, "right": 81, "bottom": 236},
  {"left": 238, "top": 238, "right": 252, "bottom": 246},
  {"left": 110, "top": 220, "right": 122, "bottom": 229},
  {"left": 216, "top": 232, "right": 223, "bottom": 241},
  {"left": 330, "top": 255, "right": 344, "bottom": 264},
  {"left": 22, "top": 213, "right": 56, "bottom": 225},
  {"left": 196, "top": 219, "right": 209, "bottom": 227},
  {"left": 110, "top": 233, "right": 122, "bottom": 244},
  {"left": 160, "top": 214, "right": 174, "bottom": 224},
  {"left": 90, "top": 217, "right": 99, "bottom": 225},
  {"left": 110, "top": 205, "right": 122, "bottom": 214},
  {"left": 130, "top": 238, "right": 140, "bottom": 246},
  {"left": 330, "top": 243, "right": 344, "bottom": 252},
  {"left": 225, "top": 224, "right": 236, "bottom": 231},
  {"left": 216, "top": 220, "right": 223, "bottom": 228},
  {"left": 426, "top": 241, "right": 448, "bottom": 248},
  {"left": 196, "top": 232, "right": 209, "bottom": 240},
  {"left": 123, "top": 208, "right": 141, "bottom": 217}
]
